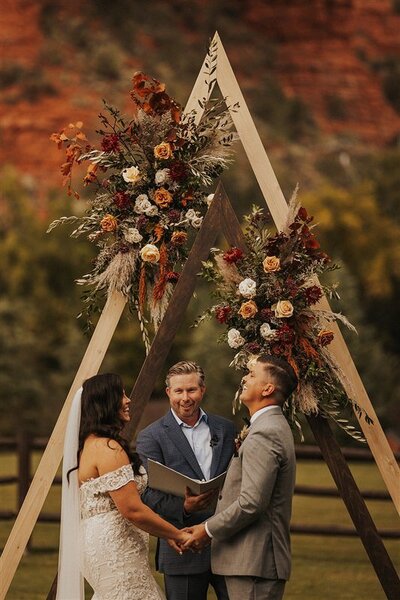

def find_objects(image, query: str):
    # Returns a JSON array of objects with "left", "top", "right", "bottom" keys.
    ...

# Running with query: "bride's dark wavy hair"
[{"left": 68, "top": 373, "right": 142, "bottom": 480}]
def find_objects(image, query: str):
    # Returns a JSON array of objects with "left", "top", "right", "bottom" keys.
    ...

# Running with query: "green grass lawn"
[{"left": 1, "top": 453, "right": 399, "bottom": 599}]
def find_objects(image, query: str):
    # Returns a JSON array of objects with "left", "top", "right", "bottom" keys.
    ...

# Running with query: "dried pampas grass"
[
  {"left": 89, "top": 250, "right": 138, "bottom": 296},
  {"left": 149, "top": 282, "right": 174, "bottom": 331},
  {"left": 293, "top": 383, "right": 319, "bottom": 415}
]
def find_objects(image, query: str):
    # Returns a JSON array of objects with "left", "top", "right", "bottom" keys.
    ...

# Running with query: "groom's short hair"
[
  {"left": 166, "top": 361, "right": 205, "bottom": 388},
  {"left": 257, "top": 355, "right": 298, "bottom": 402}
]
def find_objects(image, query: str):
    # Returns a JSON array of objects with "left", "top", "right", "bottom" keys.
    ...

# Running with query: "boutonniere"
[{"left": 234, "top": 418, "right": 251, "bottom": 455}]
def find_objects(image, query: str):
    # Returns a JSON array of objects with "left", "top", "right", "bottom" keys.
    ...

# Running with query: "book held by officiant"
[{"left": 147, "top": 459, "right": 227, "bottom": 497}]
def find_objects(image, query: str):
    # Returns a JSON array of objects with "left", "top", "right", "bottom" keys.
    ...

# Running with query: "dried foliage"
[
  {"left": 49, "top": 56, "right": 237, "bottom": 348},
  {"left": 197, "top": 200, "right": 371, "bottom": 441}
]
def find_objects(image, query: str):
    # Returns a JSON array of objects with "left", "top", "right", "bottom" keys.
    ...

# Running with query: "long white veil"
[{"left": 56, "top": 387, "right": 85, "bottom": 600}]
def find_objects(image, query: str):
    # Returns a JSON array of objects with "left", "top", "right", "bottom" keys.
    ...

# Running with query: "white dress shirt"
[
  {"left": 171, "top": 408, "right": 212, "bottom": 480},
  {"left": 250, "top": 404, "right": 280, "bottom": 425}
]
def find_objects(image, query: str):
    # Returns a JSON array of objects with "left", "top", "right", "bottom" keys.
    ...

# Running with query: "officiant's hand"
[
  {"left": 183, "top": 487, "right": 218, "bottom": 514},
  {"left": 182, "top": 524, "right": 211, "bottom": 552}
]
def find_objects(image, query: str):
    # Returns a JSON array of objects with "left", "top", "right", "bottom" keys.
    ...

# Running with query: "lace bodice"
[
  {"left": 80, "top": 463, "right": 165, "bottom": 599},
  {"left": 80, "top": 464, "right": 147, "bottom": 520}
]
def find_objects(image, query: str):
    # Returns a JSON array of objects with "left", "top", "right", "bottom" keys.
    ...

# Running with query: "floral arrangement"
[
  {"left": 49, "top": 68, "right": 237, "bottom": 346},
  {"left": 198, "top": 197, "right": 370, "bottom": 440}
]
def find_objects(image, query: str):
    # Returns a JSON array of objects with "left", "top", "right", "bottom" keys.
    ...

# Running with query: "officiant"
[{"left": 136, "top": 360, "right": 236, "bottom": 600}]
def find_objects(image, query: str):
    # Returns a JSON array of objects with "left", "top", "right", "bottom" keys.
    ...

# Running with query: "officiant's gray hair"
[{"left": 166, "top": 361, "right": 205, "bottom": 388}]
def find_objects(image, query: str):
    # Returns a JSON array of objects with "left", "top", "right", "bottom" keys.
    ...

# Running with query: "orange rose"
[
  {"left": 238, "top": 300, "right": 258, "bottom": 319},
  {"left": 317, "top": 329, "right": 334, "bottom": 346},
  {"left": 154, "top": 142, "right": 173, "bottom": 160},
  {"left": 154, "top": 187, "right": 173, "bottom": 208},
  {"left": 171, "top": 231, "right": 188, "bottom": 246},
  {"left": 100, "top": 214, "right": 118, "bottom": 232},
  {"left": 263, "top": 255, "right": 280, "bottom": 272}
]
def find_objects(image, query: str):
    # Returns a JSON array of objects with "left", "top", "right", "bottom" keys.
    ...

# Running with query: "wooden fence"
[{"left": 1, "top": 433, "right": 399, "bottom": 549}]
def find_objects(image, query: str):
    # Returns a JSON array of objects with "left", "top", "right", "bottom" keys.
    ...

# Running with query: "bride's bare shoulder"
[{"left": 84, "top": 435, "right": 124, "bottom": 453}]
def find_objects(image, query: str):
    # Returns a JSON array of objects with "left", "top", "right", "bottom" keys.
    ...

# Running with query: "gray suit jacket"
[
  {"left": 207, "top": 407, "right": 295, "bottom": 581},
  {"left": 136, "top": 409, "right": 236, "bottom": 575}
]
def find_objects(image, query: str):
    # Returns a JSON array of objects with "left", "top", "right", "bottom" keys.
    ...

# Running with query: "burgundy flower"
[
  {"left": 260, "top": 308, "right": 274, "bottom": 321},
  {"left": 223, "top": 247, "right": 244, "bottom": 264},
  {"left": 215, "top": 305, "right": 231, "bottom": 324},
  {"left": 305, "top": 285, "right": 323, "bottom": 305},
  {"left": 114, "top": 192, "right": 130, "bottom": 209},
  {"left": 265, "top": 232, "right": 287, "bottom": 255},
  {"left": 169, "top": 160, "right": 188, "bottom": 182},
  {"left": 101, "top": 134, "right": 120, "bottom": 153},
  {"left": 300, "top": 225, "right": 320, "bottom": 251},
  {"left": 271, "top": 342, "right": 286, "bottom": 356},
  {"left": 168, "top": 209, "right": 181, "bottom": 222},
  {"left": 244, "top": 342, "right": 261, "bottom": 353},
  {"left": 136, "top": 215, "right": 149, "bottom": 230},
  {"left": 166, "top": 271, "right": 180, "bottom": 283},
  {"left": 277, "top": 324, "right": 295, "bottom": 344},
  {"left": 285, "top": 277, "right": 299, "bottom": 298},
  {"left": 317, "top": 330, "right": 334, "bottom": 346},
  {"left": 297, "top": 206, "right": 313, "bottom": 223}
]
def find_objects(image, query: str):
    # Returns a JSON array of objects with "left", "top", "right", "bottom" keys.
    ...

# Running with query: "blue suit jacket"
[{"left": 136, "top": 409, "right": 236, "bottom": 575}]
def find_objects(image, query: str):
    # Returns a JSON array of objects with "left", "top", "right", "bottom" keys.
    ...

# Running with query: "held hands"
[
  {"left": 183, "top": 486, "right": 218, "bottom": 514},
  {"left": 167, "top": 529, "right": 193, "bottom": 555},
  {"left": 167, "top": 487, "right": 216, "bottom": 555},
  {"left": 182, "top": 524, "right": 211, "bottom": 552},
  {"left": 167, "top": 524, "right": 211, "bottom": 554}
]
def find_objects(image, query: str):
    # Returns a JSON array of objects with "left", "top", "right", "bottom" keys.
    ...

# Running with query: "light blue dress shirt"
[{"left": 171, "top": 408, "right": 212, "bottom": 480}]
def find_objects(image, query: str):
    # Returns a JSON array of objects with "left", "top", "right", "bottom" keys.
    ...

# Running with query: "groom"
[
  {"left": 183, "top": 354, "right": 298, "bottom": 600},
  {"left": 136, "top": 360, "right": 235, "bottom": 600}
]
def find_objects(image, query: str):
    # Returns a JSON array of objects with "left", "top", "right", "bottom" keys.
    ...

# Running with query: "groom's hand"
[
  {"left": 182, "top": 524, "right": 211, "bottom": 552},
  {"left": 167, "top": 530, "right": 192, "bottom": 555},
  {"left": 183, "top": 487, "right": 218, "bottom": 514}
]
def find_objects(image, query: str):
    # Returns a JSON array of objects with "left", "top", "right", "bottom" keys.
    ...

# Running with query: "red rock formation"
[
  {"left": 246, "top": 0, "right": 400, "bottom": 144},
  {"left": 1, "top": 0, "right": 400, "bottom": 190}
]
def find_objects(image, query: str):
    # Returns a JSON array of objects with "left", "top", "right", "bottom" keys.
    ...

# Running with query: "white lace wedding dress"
[{"left": 80, "top": 464, "right": 165, "bottom": 600}]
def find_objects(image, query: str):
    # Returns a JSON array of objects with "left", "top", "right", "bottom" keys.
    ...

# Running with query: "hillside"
[{"left": 1, "top": 0, "right": 400, "bottom": 191}]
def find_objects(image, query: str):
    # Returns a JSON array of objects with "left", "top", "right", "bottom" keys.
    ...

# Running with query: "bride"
[{"left": 57, "top": 373, "right": 190, "bottom": 600}]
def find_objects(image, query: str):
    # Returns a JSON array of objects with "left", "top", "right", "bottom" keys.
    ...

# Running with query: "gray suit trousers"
[{"left": 225, "top": 576, "right": 285, "bottom": 600}]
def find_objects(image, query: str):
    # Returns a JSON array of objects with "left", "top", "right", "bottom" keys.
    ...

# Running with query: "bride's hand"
[{"left": 167, "top": 530, "right": 192, "bottom": 554}]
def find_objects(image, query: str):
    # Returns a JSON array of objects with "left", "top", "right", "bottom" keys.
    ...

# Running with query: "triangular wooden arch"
[{"left": 1, "top": 33, "right": 399, "bottom": 600}]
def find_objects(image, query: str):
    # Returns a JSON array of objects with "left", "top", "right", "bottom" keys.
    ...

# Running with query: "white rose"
[
  {"left": 155, "top": 168, "right": 170, "bottom": 185},
  {"left": 238, "top": 278, "right": 257, "bottom": 299},
  {"left": 191, "top": 216, "right": 203, "bottom": 228},
  {"left": 260, "top": 323, "right": 275, "bottom": 340},
  {"left": 227, "top": 328, "right": 246, "bottom": 349},
  {"left": 144, "top": 204, "right": 159, "bottom": 217},
  {"left": 185, "top": 209, "right": 197, "bottom": 221},
  {"left": 124, "top": 228, "right": 143, "bottom": 244},
  {"left": 134, "top": 194, "right": 152, "bottom": 214},
  {"left": 140, "top": 244, "right": 160, "bottom": 263},
  {"left": 206, "top": 193, "right": 214, "bottom": 206},
  {"left": 122, "top": 165, "right": 141, "bottom": 184}
]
